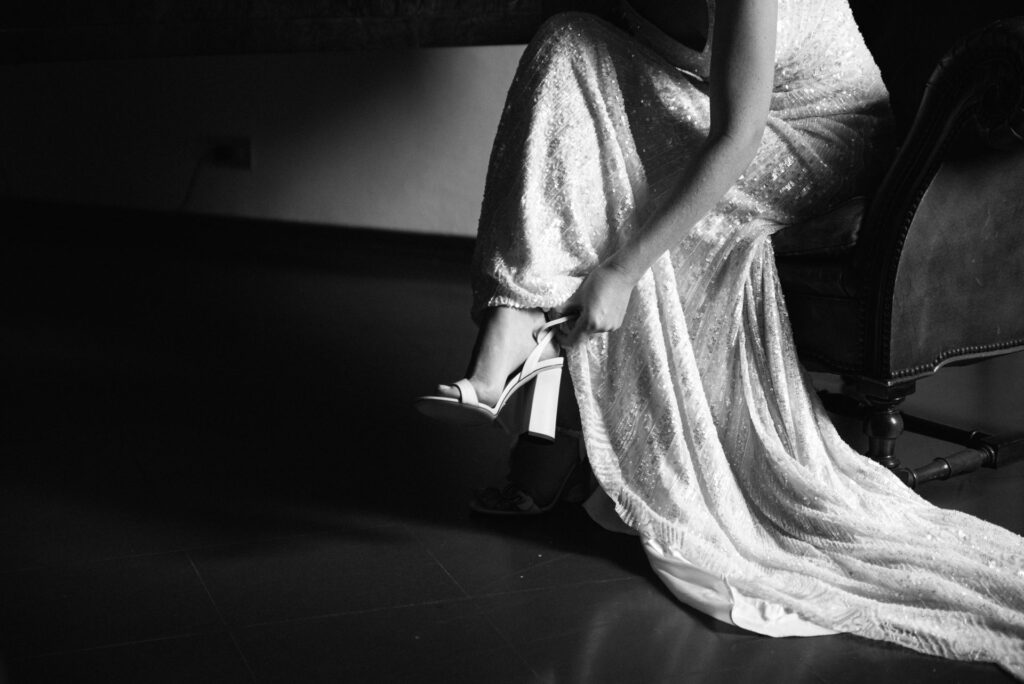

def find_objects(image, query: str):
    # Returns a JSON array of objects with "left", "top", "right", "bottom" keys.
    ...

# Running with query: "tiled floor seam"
[
  {"left": 465, "top": 585, "right": 546, "bottom": 682},
  {"left": 409, "top": 523, "right": 474, "bottom": 601},
  {"left": 233, "top": 595, "right": 482, "bottom": 629},
  {"left": 401, "top": 516, "right": 549, "bottom": 678},
  {"left": 4, "top": 629, "right": 227, "bottom": 664},
  {"left": 467, "top": 575, "right": 640, "bottom": 600},
  {"left": 0, "top": 531, "right": 326, "bottom": 578},
  {"left": 187, "top": 552, "right": 258, "bottom": 682}
]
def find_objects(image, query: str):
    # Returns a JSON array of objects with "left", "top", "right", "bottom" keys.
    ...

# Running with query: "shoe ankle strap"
[
  {"left": 534, "top": 315, "right": 573, "bottom": 343},
  {"left": 524, "top": 315, "right": 574, "bottom": 371}
]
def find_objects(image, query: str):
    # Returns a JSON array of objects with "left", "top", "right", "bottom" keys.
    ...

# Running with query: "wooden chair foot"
[{"left": 863, "top": 397, "right": 906, "bottom": 470}]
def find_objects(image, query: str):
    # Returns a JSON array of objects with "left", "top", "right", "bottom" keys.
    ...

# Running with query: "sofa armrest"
[
  {"left": 861, "top": 17, "right": 1024, "bottom": 253},
  {"left": 851, "top": 18, "right": 1024, "bottom": 367}
]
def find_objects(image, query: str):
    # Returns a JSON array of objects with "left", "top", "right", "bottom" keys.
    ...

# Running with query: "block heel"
[{"left": 523, "top": 364, "right": 562, "bottom": 441}]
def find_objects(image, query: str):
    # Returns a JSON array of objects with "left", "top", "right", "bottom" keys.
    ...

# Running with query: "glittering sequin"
[{"left": 470, "top": 0, "right": 1024, "bottom": 677}]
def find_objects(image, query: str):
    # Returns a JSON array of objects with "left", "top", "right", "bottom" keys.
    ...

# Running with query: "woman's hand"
[{"left": 552, "top": 262, "right": 638, "bottom": 347}]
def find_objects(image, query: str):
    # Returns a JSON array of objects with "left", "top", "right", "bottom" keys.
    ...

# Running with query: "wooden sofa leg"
[{"left": 863, "top": 396, "right": 906, "bottom": 471}]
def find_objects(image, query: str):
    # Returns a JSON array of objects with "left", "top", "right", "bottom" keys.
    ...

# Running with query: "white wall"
[
  {"left": 0, "top": 45, "right": 524, "bottom": 237},
  {"left": 4, "top": 46, "right": 1023, "bottom": 444}
]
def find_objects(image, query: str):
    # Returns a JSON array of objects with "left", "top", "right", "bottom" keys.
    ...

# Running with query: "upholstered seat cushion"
[
  {"left": 772, "top": 198, "right": 864, "bottom": 299},
  {"left": 771, "top": 197, "right": 864, "bottom": 257},
  {"left": 774, "top": 200, "right": 866, "bottom": 369}
]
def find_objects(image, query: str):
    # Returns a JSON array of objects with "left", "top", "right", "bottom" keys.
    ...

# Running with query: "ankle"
[
  {"left": 465, "top": 307, "right": 547, "bottom": 377},
  {"left": 507, "top": 429, "right": 584, "bottom": 505}
]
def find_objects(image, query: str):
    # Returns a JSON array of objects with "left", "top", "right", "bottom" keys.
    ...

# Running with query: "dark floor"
[{"left": 1, "top": 201, "right": 1021, "bottom": 684}]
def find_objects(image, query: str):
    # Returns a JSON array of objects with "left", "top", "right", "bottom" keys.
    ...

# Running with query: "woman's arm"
[
  {"left": 556, "top": 0, "right": 777, "bottom": 345},
  {"left": 612, "top": 0, "right": 777, "bottom": 278}
]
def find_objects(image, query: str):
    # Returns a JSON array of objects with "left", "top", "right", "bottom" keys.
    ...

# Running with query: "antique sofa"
[{"left": 772, "top": 3, "right": 1024, "bottom": 486}]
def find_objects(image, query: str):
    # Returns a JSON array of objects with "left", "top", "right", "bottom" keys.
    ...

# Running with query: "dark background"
[{"left": 3, "top": 0, "right": 1021, "bottom": 133}]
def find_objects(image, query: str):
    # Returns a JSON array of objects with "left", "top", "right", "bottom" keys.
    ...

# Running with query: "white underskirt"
[{"left": 585, "top": 488, "right": 836, "bottom": 637}]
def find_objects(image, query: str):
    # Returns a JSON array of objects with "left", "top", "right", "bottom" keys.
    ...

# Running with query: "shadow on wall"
[{"left": 0, "top": 44, "right": 523, "bottom": 237}]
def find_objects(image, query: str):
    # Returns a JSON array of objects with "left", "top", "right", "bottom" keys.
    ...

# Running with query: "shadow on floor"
[{"left": 0, "top": 201, "right": 1019, "bottom": 683}]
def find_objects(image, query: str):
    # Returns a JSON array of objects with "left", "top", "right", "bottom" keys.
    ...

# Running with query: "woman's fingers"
[
  {"left": 559, "top": 312, "right": 612, "bottom": 347},
  {"left": 566, "top": 319, "right": 596, "bottom": 347},
  {"left": 560, "top": 317, "right": 584, "bottom": 347},
  {"left": 549, "top": 298, "right": 582, "bottom": 345},
  {"left": 552, "top": 319, "right": 575, "bottom": 347},
  {"left": 553, "top": 313, "right": 583, "bottom": 347},
  {"left": 548, "top": 298, "right": 581, "bottom": 321},
  {"left": 551, "top": 268, "right": 628, "bottom": 346}
]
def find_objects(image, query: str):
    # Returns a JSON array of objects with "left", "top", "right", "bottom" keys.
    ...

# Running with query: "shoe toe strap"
[
  {"left": 453, "top": 378, "right": 478, "bottom": 405},
  {"left": 499, "top": 484, "right": 538, "bottom": 512}
]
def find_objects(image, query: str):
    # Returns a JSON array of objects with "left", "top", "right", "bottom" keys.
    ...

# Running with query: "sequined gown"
[{"left": 470, "top": 0, "right": 1024, "bottom": 676}]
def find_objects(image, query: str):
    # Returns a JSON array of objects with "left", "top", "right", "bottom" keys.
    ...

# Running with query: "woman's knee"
[{"left": 532, "top": 12, "right": 610, "bottom": 55}]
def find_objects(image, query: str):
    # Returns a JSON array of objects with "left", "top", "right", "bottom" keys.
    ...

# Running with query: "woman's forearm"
[
  {"left": 607, "top": 0, "right": 776, "bottom": 285},
  {"left": 607, "top": 128, "right": 764, "bottom": 283}
]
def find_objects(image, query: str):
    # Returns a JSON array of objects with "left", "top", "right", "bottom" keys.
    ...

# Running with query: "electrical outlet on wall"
[{"left": 205, "top": 136, "right": 253, "bottom": 169}]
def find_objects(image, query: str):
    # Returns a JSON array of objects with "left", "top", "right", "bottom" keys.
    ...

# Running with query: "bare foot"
[{"left": 437, "top": 307, "right": 558, "bottom": 407}]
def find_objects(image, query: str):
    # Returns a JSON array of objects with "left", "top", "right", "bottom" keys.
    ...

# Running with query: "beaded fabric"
[{"left": 470, "top": 0, "right": 1024, "bottom": 677}]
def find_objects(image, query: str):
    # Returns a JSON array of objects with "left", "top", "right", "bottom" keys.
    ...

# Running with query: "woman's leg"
[
  {"left": 507, "top": 366, "right": 589, "bottom": 501},
  {"left": 436, "top": 306, "right": 557, "bottom": 407},
  {"left": 473, "top": 367, "right": 594, "bottom": 514},
  {"left": 453, "top": 14, "right": 684, "bottom": 507}
]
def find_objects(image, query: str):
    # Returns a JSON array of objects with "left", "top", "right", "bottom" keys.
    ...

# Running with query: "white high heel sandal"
[{"left": 414, "top": 316, "right": 571, "bottom": 442}]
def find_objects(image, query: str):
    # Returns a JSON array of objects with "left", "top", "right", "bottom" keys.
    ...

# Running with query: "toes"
[{"left": 436, "top": 383, "right": 460, "bottom": 399}]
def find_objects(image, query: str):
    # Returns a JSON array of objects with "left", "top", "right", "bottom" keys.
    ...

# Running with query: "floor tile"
[
  {"left": 236, "top": 601, "right": 535, "bottom": 684},
  {"left": 0, "top": 552, "right": 221, "bottom": 658},
  {"left": 0, "top": 477, "right": 145, "bottom": 572},
  {"left": 3, "top": 205, "right": 1023, "bottom": 684},
  {"left": 412, "top": 507, "right": 650, "bottom": 597},
  {"left": 189, "top": 528, "right": 466, "bottom": 625},
  {"left": 0, "top": 447, "right": 400, "bottom": 574},
  {"left": 477, "top": 579, "right": 758, "bottom": 683},
  {"left": 5, "top": 632, "right": 252, "bottom": 684}
]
